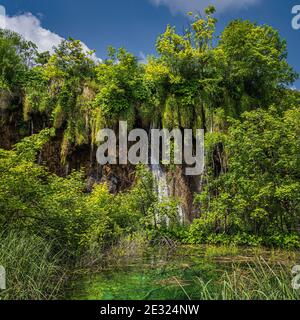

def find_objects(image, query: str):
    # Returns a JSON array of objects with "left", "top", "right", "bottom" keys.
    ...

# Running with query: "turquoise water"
[{"left": 66, "top": 246, "right": 298, "bottom": 300}]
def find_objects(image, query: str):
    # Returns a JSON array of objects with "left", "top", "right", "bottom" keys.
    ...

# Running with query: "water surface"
[{"left": 66, "top": 245, "right": 298, "bottom": 300}]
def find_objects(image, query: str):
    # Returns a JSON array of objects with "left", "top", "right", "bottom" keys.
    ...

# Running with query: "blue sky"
[{"left": 1, "top": 0, "right": 300, "bottom": 87}]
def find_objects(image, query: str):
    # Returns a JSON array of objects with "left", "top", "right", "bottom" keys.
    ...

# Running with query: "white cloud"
[
  {"left": 149, "top": 0, "right": 260, "bottom": 15},
  {"left": 5, "top": 13, "right": 63, "bottom": 53},
  {"left": 3, "top": 12, "right": 100, "bottom": 61},
  {"left": 0, "top": 5, "right": 6, "bottom": 29}
]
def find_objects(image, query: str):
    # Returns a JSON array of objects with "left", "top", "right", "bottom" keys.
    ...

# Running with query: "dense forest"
[{"left": 0, "top": 7, "right": 300, "bottom": 299}]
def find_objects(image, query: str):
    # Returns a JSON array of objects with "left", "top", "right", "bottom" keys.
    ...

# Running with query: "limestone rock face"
[{"left": 166, "top": 166, "right": 201, "bottom": 223}]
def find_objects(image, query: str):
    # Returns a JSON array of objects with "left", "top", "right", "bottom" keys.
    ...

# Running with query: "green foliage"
[
  {"left": 94, "top": 48, "right": 148, "bottom": 129},
  {"left": 1, "top": 7, "right": 300, "bottom": 300},
  {"left": 149, "top": 11, "right": 298, "bottom": 132},
  {"left": 218, "top": 20, "right": 298, "bottom": 115},
  {"left": 194, "top": 106, "right": 300, "bottom": 245},
  {"left": 178, "top": 220, "right": 300, "bottom": 248},
  {"left": 195, "top": 258, "right": 300, "bottom": 300},
  {"left": 0, "top": 29, "right": 37, "bottom": 91},
  {"left": 2, "top": 7, "right": 297, "bottom": 162},
  {"left": 23, "top": 38, "right": 97, "bottom": 162},
  {"left": 0, "top": 231, "right": 62, "bottom": 300},
  {"left": 152, "top": 8, "right": 220, "bottom": 131},
  {"left": 0, "top": 134, "right": 160, "bottom": 258}
]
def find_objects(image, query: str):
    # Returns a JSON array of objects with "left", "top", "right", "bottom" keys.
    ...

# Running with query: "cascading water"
[
  {"left": 178, "top": 205, "right": 185, "bottom": 224},
  {"left": 150, "top": 161, "right": 170, "bottom": 226},
  {"left": 149, "top": 124, "right": 185, "bottom": 226},
  {"left": 150, "top": 161, "right": 185, "bottom": 225}
]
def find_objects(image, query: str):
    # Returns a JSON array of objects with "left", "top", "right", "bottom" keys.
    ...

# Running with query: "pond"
[{"left": 66, "top": 245, "right": 300, "bottom": 300}]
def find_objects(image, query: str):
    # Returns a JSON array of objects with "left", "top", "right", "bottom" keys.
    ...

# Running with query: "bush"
[{"left": 185, "top": 219, "right": 300, "bottom": 248}]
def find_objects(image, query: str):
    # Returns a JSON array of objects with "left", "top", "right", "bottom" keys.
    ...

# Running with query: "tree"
[
  {"left": 0, "top": 29, "right": 37, "bottom": 91},
  {"left": 149, "top": 6, "right": 219, "bottom": 132},
  {"left": 217, "top": 20, "right": 298, "bottom": 116},
  {"left": 24, "top": 38, "right": 97, "bottom": 162},
  {"left": 93, "top": 47, "right": 148, "bottom": 132},
  {"left": 197, "top": 105, "right": 300, "bottom": 236}
]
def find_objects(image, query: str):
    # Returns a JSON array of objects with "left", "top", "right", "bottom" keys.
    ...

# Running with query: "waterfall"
[
  {"left": 150, "top": 163, "right": 169, "bottom": 201},
  {"left": 150, "top": 162, "right": 170, "bottom": 226},
  {"left": 178, "top": 205, "right": 185, "bottom": 224},
  {"left": 150, "top": 162, "right": 186, "bottom": 226},
  {"left": 149, "top": 123, "right": 185, "bottom": 226}
]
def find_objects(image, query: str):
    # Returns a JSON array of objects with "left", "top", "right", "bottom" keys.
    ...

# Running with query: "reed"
[{"left": 0, "top": 231, "right": 65, "bottom": 300}]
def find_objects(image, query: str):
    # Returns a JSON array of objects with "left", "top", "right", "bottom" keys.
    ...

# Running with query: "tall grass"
[
  {"left": 205, "top": 245, "right": 238, "bottom": 258},
  {"left": 0, "top": 231, "right": 64, "bottom": 300},
  {"left": 194, "top": 258, "right": 300, "bottom": 300}
]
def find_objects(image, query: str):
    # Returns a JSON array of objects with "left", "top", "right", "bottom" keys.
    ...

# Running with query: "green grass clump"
[
  {"left": 205, "top": 245, "right": 238, "bottom": 258},
  {"left": 0, "top": 231, "right": 64, "bottom": 300},
  {"left": 193, "top": 258, "right": 300, "bottom": 300}
]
